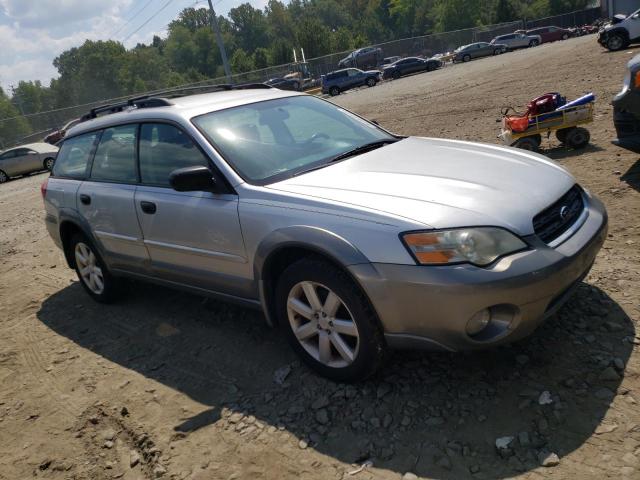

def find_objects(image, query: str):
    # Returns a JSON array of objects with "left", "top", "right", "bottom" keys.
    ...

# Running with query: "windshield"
[{"left": 192, "top": 96, "right": 395, "bottom": 185}]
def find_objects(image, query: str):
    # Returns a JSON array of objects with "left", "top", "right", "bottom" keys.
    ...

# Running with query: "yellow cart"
[{"left": 499, "top": 103, "right": 593, "bottom": 151}]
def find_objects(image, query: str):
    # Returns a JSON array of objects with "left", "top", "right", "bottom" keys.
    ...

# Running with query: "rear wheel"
[
  {"left": 329, "top": 86, "right": 340, "bottom": 96},
  {"left": 70, "top": 233, "right": 119, "bottom": 303},
  {"left": 512, "top": 136, "right": 541, "bottom": 152},
  {"left": 0, "top": 170, "right": 7, "bottom": 183},
  {"left": 366, "top": 77, "right": 377, "bottom": 87},
  {"left": 44, "top": 157, "right": 55, "bottom": 171},
  {"left": 275, "top": 257, "right": 385, "bottom": 382},
  {"left": 565, "top": 127, "right": 590, "bottom": 149},
  {"left": 606, "top": 33, "right": 628, "bottom": 51}
]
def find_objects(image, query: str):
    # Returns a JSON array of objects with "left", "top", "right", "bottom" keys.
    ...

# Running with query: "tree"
[
  {"left": 230, "top": 48, "right": 256, "bottom": 73},
  {"left": 0, "top": 89, "right": 30, "bottom": 148},
  {"left": 229, "top": 3, "right": 269, "bottom": 53},
  {"left": 495, "top": 0, "right": 520, "bottom": 23}
]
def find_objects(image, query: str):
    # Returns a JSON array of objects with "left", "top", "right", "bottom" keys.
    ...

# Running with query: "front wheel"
[
  {"left": 275, "top": 257, "right": 385, "bottom": 382},
  {"left": 366, "top": 77, "right": 377, "bottom": 87},
  {"left": 70, "top": 233, "right": 119, "bottom": 303},
  {"left": 512, "top": 136, "right": 541, "bottom": 152},
  {"left": 606, "top": 34, "right": 628, "bottom": 51},
  {"left": 392, "top": 70, "right": 401, "bottom": 80}
]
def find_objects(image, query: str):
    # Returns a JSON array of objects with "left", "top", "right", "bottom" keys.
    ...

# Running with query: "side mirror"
[{"left": 169, "top": 166, "right": 218, "bottom": 192}]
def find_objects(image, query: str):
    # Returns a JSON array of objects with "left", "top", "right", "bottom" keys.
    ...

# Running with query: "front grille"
[{"left": 533, "top": 185, "right": 584, "bottom": 244}]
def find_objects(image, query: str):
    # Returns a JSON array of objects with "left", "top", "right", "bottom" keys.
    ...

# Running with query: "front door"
[
  {"left": 77, "top": 124, "right": 149, "bottom": 273},
  {"left": 133, "top": 123, "right": 251, "bottom": 298}
]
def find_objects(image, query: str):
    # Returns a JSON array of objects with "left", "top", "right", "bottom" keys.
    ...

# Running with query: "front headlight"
[{"left": 401, "top": 228, "right": 527, "bottom": 266}]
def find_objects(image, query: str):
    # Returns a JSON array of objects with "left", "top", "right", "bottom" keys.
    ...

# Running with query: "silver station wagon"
[{"left": 42, "top": 85, "right": 607, "bottom": 381}]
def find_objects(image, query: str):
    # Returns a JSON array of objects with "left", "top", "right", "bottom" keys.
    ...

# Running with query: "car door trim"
[
  {"left": 143, "top": 239, "right": 247, "bottom": 263},
  {"left": 95, "top": 230, "right": 143, "bottom": 245}
]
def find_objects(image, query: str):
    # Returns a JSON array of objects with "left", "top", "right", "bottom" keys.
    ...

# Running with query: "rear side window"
[
  {"left": 90, "top": 124, "right": 138, "bottom": 183},
  {"left": 52, "top": 132, "right": 99, "bottom": 178},
  {"left": 139, "top": 123, "right": 209, "bottom": 186}
]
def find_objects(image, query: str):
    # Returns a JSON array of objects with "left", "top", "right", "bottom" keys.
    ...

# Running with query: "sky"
[{"left": 0, "top": 0, "right": 269, "bottom": 92}]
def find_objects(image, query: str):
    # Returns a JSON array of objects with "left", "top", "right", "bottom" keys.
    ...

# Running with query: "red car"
[
  {"left": 44, "top": 118, "right": 80, "bottom": 145},
  {"left": 526, "top": 26, "right": 571, "bottom": 43}
]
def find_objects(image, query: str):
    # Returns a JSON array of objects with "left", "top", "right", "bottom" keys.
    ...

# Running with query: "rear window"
[
  {"left": 90, "top": 125, "right": 138, "bottom": 183},
  {"left": 52, "top": 132, "right": 99, "bottom": 178}
]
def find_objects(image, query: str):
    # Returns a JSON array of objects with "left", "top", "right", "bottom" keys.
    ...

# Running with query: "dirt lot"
[{"left": 1, "top": 35, "right": 639, "bottom": 480}]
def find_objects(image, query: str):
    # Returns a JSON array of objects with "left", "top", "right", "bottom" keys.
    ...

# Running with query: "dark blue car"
[{"left": 321, "top": 68, "right": 381, "bottom": 96}]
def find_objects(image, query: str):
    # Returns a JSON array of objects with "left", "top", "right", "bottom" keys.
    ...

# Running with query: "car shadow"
[
  {"left": 37, "top": 279, "right": 634, "bottom": 478},
  {"left": 543, "top": 143, "right": 605, "bottom": 160},
  {"left": 621, "top": 157, "right": 640, "bottom": 192}
]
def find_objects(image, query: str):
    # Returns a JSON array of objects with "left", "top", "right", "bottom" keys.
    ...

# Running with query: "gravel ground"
[{"left": 0, "top": 35, "right": 639, "bottom": 480}]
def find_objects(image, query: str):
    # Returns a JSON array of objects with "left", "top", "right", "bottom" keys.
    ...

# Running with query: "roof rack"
[{"left": 79, "top": 83, "right": 272, "bottom": 122}]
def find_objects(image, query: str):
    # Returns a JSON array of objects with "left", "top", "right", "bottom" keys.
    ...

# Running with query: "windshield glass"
[{"left": 192, "top": 96, "right": 395, "bottom": 184}]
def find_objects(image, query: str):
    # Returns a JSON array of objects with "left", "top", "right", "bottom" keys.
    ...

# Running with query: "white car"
[{"left": 491, "top": 33, "right": 541, "bottom": 50}]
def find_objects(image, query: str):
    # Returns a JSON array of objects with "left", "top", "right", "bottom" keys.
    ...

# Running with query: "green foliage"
[{"left": 1, "top": 0, "right": 597, "bottom": 146}]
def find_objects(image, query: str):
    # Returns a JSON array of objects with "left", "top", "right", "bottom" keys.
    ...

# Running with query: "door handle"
[
  {"left": 79, "top": 194, "right": 91, "bottom": 205},
  {"left": 140, "top": 201, "right": 156, "bottom": 214}
]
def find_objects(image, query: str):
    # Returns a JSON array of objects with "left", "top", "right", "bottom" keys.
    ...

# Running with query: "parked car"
[
  {"left": 42, "top": 85, "right": 607, "bottom": 381},
  {"left": 321, "top": 68, "right": 381, "bottom": 96},
  {"left": 612, "top": 53, "right": 640, "bottom": 152},
  {"left": 44, "top": 118, "right": 81, "bottom": 145},
  {"left": 525, "top": 26, "right": 571, "bottom": 43},
  {"left": 490, "top": 32, "right": 542, "bottom": 50},
  {"left": 0, "top": 142, "right": 59, "bottom": 183},
  {"left": 338, "top": 47, "right": 383, "bottom": 70},
  {"left": 598, "top": 7, "right": 640, "bottom": 51},
  {"left": 382, "top": 57, "right": 442, "bottom": 80},
  {"left": 264, "top": 77, "right": 301, "bottom": 91},
  {"left": 454, "top": 42, "right": 508, "bottom": 62},
  {"left": 381, "top": 56, "right": 402, "bottom": 66}
]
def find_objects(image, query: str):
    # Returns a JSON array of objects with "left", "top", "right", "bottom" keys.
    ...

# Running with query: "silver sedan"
[{"left": 0, "top": 142, "right": 59, "bottom": 183}]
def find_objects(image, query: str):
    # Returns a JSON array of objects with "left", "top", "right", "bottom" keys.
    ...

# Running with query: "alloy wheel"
[
  {"left": 608, "top": 36, "right": 623, "bottom": 51},
  {"left": 0, "top": 171, "right": 7, "bottom": 183},
  {"left": 45, "top": 158, "right": 54, "bottom": 170},
  {"left": 75, "top": 242, "right": 104, "bottom": 295},
  {"left": 287, "top": 281, "right": 360, "bottom": 368}
]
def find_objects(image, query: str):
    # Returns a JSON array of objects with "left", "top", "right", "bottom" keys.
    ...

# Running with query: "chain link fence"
[{"left": 0, "top": 7, "right": 602, "bottom": 150}]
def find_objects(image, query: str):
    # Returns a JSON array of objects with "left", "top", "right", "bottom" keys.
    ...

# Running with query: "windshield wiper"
[
  {"left": 328, "top": 139, "right": 397, "bottom": 163},
  {"left": 292, "top": 139, "right": 397, "bottom": 178}
]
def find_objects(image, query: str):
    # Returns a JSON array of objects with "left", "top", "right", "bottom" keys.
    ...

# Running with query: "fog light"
[{"left": 466, "top": 308, "right": 491, "bottom": 336}]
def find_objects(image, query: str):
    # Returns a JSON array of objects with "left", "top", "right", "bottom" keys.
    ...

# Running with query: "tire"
[
  {"left": 0, "top": 170, "right": 7, "bottom": 184},
  {"left": 565, "top": 127, "right": 590, "bottom": 149},
  {"left": 463, "top": 54, "right": 471, "bottom": 62},
  {"left": 329, "top": 86, "right": 340, "bottom": 96},
  {"left": 606, "top": 34, "right": 628, "bottom": 51},
  {"left": 512, "top": 136, "right": 540, "bottom": 152},
  {"left": 275, "top": 257, "right": 385, "bottom": 382},
  {"left": 493, "top": 49, "right": 501, "bottom": 55},
  {"left": 529, "top": 40, "right": 539, "bottom": 47},
  {"left": 555, "top": 128, "right": 570, "bottom": 143},
  {"left": 561, "top": 33, "right": 569, "bottom": 40},
  {"left": 70, "top": 233, "right": 119, "bottom": 303},
  {"left": 366, "top": 77, "right": 376, "bottom": 87},
  {"left": 392, "top": 70, "right": 401, "bottom": 80},
  {"left": 44, "top": 157, "right": 55, "bottom": 171}
]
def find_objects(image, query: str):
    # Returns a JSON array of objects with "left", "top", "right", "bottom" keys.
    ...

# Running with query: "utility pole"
[{"left": 207, "top": 0, "right": 232, "bottom": 83}]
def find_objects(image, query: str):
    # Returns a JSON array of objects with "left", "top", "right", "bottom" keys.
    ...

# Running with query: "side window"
[
  {"left": 90, "top": 124, "right": 138, "bottom": 183},
  {"left": 139, "top": 123, "right": 209, "bottom": 186},
  {"left": 0, "top": 151, "right": 15, "bottom": 160},
  {"left": 348, "top": 69, "right": 360, "bottom": 77},
  {"left": 52, "top": 132, "right": 99, "bottom": 178}
]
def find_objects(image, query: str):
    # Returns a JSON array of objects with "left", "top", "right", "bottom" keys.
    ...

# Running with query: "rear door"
[
  {"left": 134, "top": 122, "right": 250, "bottom": 297},
  {"left": 77, "top": 124, "right": 150, "bottom": 273}
]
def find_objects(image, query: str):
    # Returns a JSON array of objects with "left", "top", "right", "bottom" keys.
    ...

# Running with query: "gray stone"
[
  {"left": 401, "top": 416, "right": 411, "bottom": 426},
  {"left": 469, "top": 465, "right": 480, "bottom": 473},
  {"left": 594, "top": 388, "right": 615, "bottom": 400},
  {"left": 311, "top": 396, "right": 329, "bottom": 410},
  {"left": 613, "top": 358, "right": 625, "bottom": 371},
  {"left": 495, "top": 436, "right": 514, "bottom": 450},
  {"left": 516, "top": 354, "right": 529, "bottom": 365},
  {"left": 538, "top": 391, "right": 553, "bottom": 405},
  {"left": 153, "top": 465, "right": 167, "bottom": 478},
  {"left": 315, "top": 409, "right": 329, "bottom": 425},
  {"left": 273, "top": 365, "right": 291, "bottom": 385},
  {"left": 518, "top": 431, "right": 530, "bottom": 447},
  {"left": 129, "top": 450, "right": 141, "bottom": 468},
  {"left": 425, "top": 417, "right": 444, "bottom": 426},
  {"left": 101, "top": 428, "right": 116, "bottom": 441},
  {"left": 436, "top": 456, "right": 452, "bottom": 470},
  {"left": 599, "top": 367, "right": 620, "bottom": 382},
  {"left": 402, "top": 474, "right": 418, "bottom": 480},
  {"left": 538, "top": 451, "right": 560, "bottom": 467},
  {"left": 377, "top": 383, "right": 392, "bottom": 399},
  {"left": 298, "top": 439, "right": 308, "bottom": 449}
]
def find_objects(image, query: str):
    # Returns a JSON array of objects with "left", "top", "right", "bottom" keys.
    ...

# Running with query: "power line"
[
  {"left": 110, "top": 0, "right": 155, "bottom": 38},
  {"left": 121, "top": 0, "right": 175, "bottom": 44}
]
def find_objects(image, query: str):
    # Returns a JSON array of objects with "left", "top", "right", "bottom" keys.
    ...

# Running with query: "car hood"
[{"left": 268, "top": 137, "right": 575, "bottom": 235}]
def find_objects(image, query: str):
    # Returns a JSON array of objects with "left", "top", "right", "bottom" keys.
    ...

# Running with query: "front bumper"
[{"left": 349, "top": 195, "right": 608, "bottom": 352}]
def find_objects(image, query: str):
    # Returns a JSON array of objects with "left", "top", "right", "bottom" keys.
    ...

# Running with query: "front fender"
[{"left": 253, "top": 225, "right": 370, "bottom": 326}]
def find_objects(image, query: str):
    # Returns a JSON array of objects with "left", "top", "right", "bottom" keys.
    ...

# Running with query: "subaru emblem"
[{"left": 559, "top": 205, "right": 568, "bottom": 219}]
